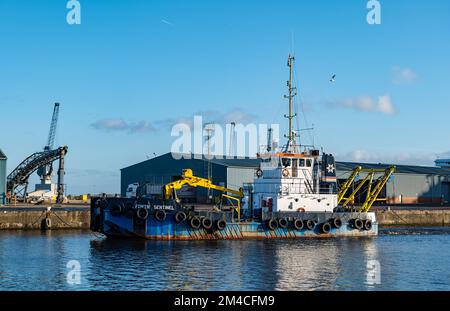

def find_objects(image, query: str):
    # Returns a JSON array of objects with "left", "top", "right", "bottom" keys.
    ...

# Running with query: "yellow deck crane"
[
  {"left": 337, "top": 165, "right": 395, "bottom": 213},
  {"left": 163, "top": 169, "right": 244, "bottom": 221}
]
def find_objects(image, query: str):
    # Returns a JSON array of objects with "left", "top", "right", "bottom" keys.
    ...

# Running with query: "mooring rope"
[
  {"left": 387, "top": 208, "right": 409, "bottom": 225},
  {"left": 30, "top": 210, "right": 46, "bottom": 226},
  {"left": 50, "top": 210, "right": 74, "bottom": 227}
]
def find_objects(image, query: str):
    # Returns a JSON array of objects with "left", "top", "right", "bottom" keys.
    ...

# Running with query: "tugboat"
[{"left": 90, "top": 55, "right": 393, "bottom": 239}]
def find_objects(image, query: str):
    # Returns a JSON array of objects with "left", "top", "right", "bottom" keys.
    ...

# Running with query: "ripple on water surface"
[{"left": 0, "top": 228, "right": 449, "bottom": 290}]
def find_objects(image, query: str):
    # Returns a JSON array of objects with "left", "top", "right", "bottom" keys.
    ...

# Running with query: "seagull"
[{"left": 329, "top": 74, "right": 336, "bottom": 83}]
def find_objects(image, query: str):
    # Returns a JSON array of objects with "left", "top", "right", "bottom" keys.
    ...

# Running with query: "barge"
[{"left": 90, "top": 55, "right": 386, "bottom": 240}]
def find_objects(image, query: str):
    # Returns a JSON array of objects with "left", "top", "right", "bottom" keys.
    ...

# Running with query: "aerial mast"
[{"left": 284, "top": 55, "right": 297, "bottom": 152}]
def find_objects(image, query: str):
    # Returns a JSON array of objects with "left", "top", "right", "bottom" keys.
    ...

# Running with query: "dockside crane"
[
  {"left": 7, "top": 103, "right": 67, "bottom": 204},
  {"left": 37, "top": 103, "right": 60, "bottom": 183}
]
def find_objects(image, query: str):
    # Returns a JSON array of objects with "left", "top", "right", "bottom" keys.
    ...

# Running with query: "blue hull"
[
  {"left": 91, "top": 197, "right": 377, "bottom": 240},
  {"left": 100, "top": 212, "right": 378, "bottom": 240}
]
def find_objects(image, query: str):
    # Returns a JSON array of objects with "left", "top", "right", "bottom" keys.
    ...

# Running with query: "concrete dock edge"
[{"left": 1, "top": 207, "right": 450, "bottom": 230}]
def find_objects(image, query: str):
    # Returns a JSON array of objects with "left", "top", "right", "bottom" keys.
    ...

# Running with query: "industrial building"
[
  {"left": 0, "top": 149, "right": 6, "bottom": 205},
  {"left": 121, "top": 152, "right": 450, "bottom": 205}
]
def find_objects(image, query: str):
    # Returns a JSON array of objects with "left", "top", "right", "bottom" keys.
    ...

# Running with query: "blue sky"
[{"left": 0, "top": 0, "right": 449, "bottom": 194}]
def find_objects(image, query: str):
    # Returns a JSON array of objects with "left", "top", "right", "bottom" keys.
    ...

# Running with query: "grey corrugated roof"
[
  {"left": 336, "top": 161, "right": 450, "bottom": 175},
  {"left": 209, "top": 157, "right": 260, "bottom": 167},
  {"left": 0, "top": 149, "right": 6, "bottom": 160},
  {"left": 122, "top": 152, "right": 450, "bottom": 176},
  {"left": 120, "top": 152, "right": 261, "bottom": 170}
]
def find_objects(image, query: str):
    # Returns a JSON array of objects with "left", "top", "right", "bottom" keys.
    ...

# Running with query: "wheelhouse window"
[
  {"left": 282, "top": 158, "right": 291, "bottom": 167},
  {"left": 299, "top": 159, "right": 305, "bottom": 167},
  {"left": 306, "top": 159, "right": 312, "bottom": 167}
]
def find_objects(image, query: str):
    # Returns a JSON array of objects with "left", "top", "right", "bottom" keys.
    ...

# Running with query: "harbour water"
[{"left": 0, "top": 228, "right": 449, "bottom": 291}]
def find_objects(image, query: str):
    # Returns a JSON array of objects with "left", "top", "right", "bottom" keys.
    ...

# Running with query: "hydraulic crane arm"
[
  {"left": 338, "top": 165, "right": 395, "bottom": 213},
  {"left": 163, "top": 169, "right": 244, "bottom": 200},
  {"left": 337, "top": 166, "right": 362, "bottom": 204},
  {"left": 360, "top": 166, "right": 395, "bottom": 212}
]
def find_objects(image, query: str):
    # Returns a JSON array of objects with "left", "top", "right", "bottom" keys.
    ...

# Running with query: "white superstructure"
[
  {"left": 242, "top": 54, "right": 338, "bottom": 216},
  {"left": 244, "top": 151, "right": 338, "bottom": 214}
]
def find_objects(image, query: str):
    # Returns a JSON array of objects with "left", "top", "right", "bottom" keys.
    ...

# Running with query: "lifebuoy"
[
  {"left": 174, "top": 211, "right": 187, "bottom": 223},
  {"left": 190, "top": 216, "right": 201, "bottom": 229},
  {"left": 363, "top": 219, "right": 372, "bottom": 231},
  {"left": 154, "top": 210, "right": 166, "bottom": 222},
  {"left": 297, "top": 207, "right": 306, "bottom": 213},
  {"left": 215, "top": 219, "right": 226, "bottom": 231},
  {"left": 201, "top": 217, "right": 213, "bottom": 230},
  {"left": 267, "top": 219, "right": 278, "bottom": 230},
  {"left": 293, "top": 218, "right": 304, "bottom": 230},
  {"left": 330, "top": 217, "right": 342, "bottom": 229},
  {"left": 320, "top": 222, "right": 331, "bottom": 234},
  {"left": 256, "top": 169, "right": 263, "bottom": 178},
  {"left": 282, "top": 169, "right": 290, "bottom": 177},
  {"left": 304, "top": 219, "right": 316, "bottom": 231},
  {"left": 136, "top": 208, "right": 148, "bottom": 220},
  {"left": 278, "top": 218, "right": 288, "bottom": 229}
]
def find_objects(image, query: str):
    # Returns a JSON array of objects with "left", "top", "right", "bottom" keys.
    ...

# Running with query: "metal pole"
[{"left": 56, "top": 147, "right": 67, "bottom": 204}]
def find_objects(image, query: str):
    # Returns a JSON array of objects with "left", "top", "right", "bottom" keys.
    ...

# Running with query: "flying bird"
[{"left": 329, "top": 74, "right": 336, "bottom": 83}]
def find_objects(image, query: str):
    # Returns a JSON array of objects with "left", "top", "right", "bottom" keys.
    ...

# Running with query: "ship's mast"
[{"left": 284, "top": 54, "right": 297, "bottom": 152}]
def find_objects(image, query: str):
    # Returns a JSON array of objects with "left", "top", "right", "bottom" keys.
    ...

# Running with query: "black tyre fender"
[
  {"left": 364, "top": 219, "right": 373, "bottom": 231},
  {"left": 304, "top": 219, "right": 316, "bottom": 231},
  {"left": 201, "top": 217, "right": 213, "bottom": 230},
  {"left": 190, "top": 216, "right": 201, "bottom": 229},
  {"left": 154, "top": 209, "right": 166, "bottom": 222},
  {"left": 110, "top": 204, "right": 123, "bottom": 216},
  {"left": 215, "top": 219, "right": 227, "bottom": 231},
  {"left": 330, "top": 217, "right": 342, "bottom": 229},
  {"left": 293, "top": 218, "right": 304, "bottom": 230},
  {"left": 41, "top": 217, "right": 52, "bottom": 230},
  {"left": 278, "top": 218, "right": 288, "bottom": 229},
  {"left": 352, "top": 218, "right": 363, "bottom": 230},
  {"left": 136, "top": 208, "right": 148, "bottom": 220},
  {"left": 174, "top": 211, "right": 187, "bottom": 223},
  {"left": 320, "top": 222, "right": 331, "bottom": 234},
  {"left": 267, "top": 219, "right": 278, "bottom": 231}
]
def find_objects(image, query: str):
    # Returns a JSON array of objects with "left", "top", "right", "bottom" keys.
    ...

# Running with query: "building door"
[{"left": 442, "top": 182, "right": 450, "bottom": 203}]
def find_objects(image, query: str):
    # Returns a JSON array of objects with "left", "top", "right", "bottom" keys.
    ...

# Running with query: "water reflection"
[{"left": 1, "top": 229, "right": 450, "bottom": 291}]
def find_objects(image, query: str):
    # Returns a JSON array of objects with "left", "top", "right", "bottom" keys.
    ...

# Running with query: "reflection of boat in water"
[
  {"left": 91, "top": 55, "right": 387, "bottom": 240},
  {"left": 273, "top": 240, "right": 339, "bottom": 290}
]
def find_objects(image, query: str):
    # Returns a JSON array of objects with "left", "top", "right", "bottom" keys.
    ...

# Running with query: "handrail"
[{"left": 222, "top": 194, "right": 241, "bottom": 222}]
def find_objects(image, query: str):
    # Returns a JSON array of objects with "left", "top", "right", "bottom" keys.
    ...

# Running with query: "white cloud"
[
  {"left": 327, "top": 94, "right": 396, "bottom": 115},
  {"left": 90, "top": 118, "right": 155, "bottom": 133},
  {"left": 155, "top": 108, "right": 258, "bottom": 129},
  {"left": 378, "top": 95, "right": 395, "bottom": 115},
  {"left": 161, "top": 19, "right": 175, "bottom": 27},
  {"left": 392, "top": 66, "right": 418, "bottom": 84}
]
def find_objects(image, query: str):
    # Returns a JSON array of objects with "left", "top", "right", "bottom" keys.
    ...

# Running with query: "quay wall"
[
  {"left": 0, "top": 207, "right": 90, "bottom": 230},
  {"left": 0, "top": 207, "right": 450, "bottom": 230}
]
